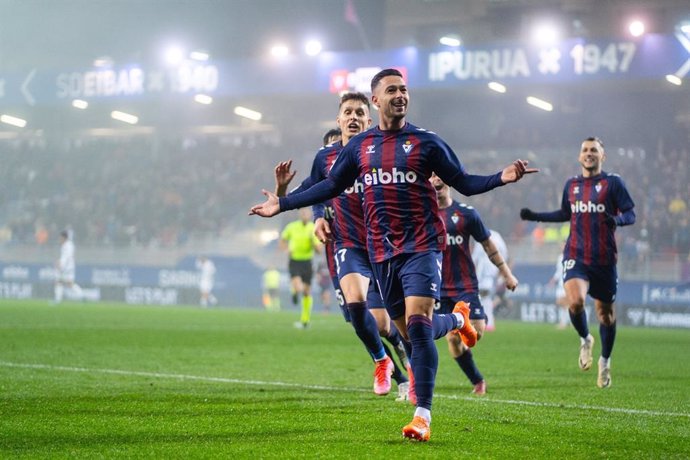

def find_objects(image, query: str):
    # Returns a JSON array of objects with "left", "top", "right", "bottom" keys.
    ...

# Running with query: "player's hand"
[
  {"left": 604, "top": 214, "right": 617, "bottom": 228},
  {"left": 504, "top": 273, "right": 518, "bottom": 291},
  {"left": 248, "top": 190, "right": 281, "bottom": 217},
  {"left": 501, "top": 159, "right": 539, "bottom": 184},
  {"left": 274, "top": 160, "right": 296, "bottom": 196},
  {"left": 520, "top": 208, "right": 537, "bottom": 221},
  {"left": 314, "top": 218, "right": 333, "bottom": 244}
]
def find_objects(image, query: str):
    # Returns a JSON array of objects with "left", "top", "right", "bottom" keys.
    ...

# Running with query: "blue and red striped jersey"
[
  {"left": 281, "top": 122, "right": 506, "bottom": 263},
  {"left": 439, "top": 201, "right": 491, "bottom": 297},
  {"left": 559, "top": 172, "right": 634, "bottom": 265},
  {"left": 290, "top": 141, "right": 367, "bottom": 250}
]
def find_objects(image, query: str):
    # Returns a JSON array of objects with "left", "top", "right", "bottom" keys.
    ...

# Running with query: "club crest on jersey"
[
  {"left": 451, "top": 213, "right": 459, "bottom": 224},
  {"left": 365, "top": 145, "right": 375, "bottom": 155},
  {"left": 402, "top": 141, "right": 413, "bottom": 154},
  {"left": 595, "top": 183, "right": 602, "bottom": 193}
]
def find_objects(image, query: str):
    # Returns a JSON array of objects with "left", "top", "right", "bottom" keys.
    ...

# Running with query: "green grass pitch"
[{"left": 1, "top": 300, "right": 689, "bottom": 458}]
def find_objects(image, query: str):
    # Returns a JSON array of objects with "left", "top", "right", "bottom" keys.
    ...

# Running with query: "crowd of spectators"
[{"left": 1, "top": 136, "right": 688, "bottom": 268}]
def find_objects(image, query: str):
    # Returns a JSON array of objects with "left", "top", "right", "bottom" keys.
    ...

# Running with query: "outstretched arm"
[
  {"left": 520, "top": 183, "right": 571, "bottom": 222},
  {"left": 444, "top": 159, "right": 538, "bottom": 196}
]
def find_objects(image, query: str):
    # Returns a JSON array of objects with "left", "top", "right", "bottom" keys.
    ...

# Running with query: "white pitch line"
[{"left": 2, "top": 361, "right": 689, "bottom": 419}]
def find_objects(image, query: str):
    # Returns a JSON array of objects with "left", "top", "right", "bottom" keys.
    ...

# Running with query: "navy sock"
[
  {"left": 386, "top": 322, "right": 403, "bottom": 347},
  {"left": 599, "top": 321, "right": 617, "bottom": 359},
  {"left": 383, "top": 342, "right": 408, "bottom": 384},
  {"left": 347, "top": 302, "right": 386, "bottom": 361},
  {"left": 407, "top": 315, "right": 437, "bottom": 410},
  {"left": 432, "top": 313, "right": 458, "bottom": 339},
  {"left": 569, "top": 309, "right": 590, "bottom": 339},
  {"left": 402, "top": 337, "right": 413, "bottom": 367},
  {"left": 455, "top": 349, "right": 483, "bottom": 385}
]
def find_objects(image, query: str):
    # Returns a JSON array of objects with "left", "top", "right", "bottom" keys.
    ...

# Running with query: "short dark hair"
[
  {"left": 339, "top": 92, "right": 370, "bottom": 109},
  {"left": 60, "top": 230, "right": 68, "bottom": 239},
  {"left": 585, "top": 136, "right": 604, "bottom": 148},
  {"left": 322, "top": 128, "right": 341, "bottom": 146},
  {"left": 370, "top": 68, "right": 403, "bottom": 93}
]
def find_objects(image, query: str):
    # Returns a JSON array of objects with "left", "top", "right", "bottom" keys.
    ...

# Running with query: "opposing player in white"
[
  {"left": 471, "top": 229, "right": 508, "bottom": 331},
  {"left": 53, "top": 230, "right": 83, "bottom": 304},
  {"left": 196, "top": 256, "right": 218, "bottom": 307}
]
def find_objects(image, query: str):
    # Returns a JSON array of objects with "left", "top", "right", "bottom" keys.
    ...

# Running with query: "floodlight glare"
[
  {"left": 234, "top": 106, "right": 262, "bottom": 121},
  {"left": 665, "top": 74, "right": 682, "bottom": 86},
  {"left": 682, "top": 24, "right": 690, "bottom": 34},
  {"left": 111, "top": 111, "right": 139, "bottom": 125},
  {"left": 629, "top": 20, "right": 645, "bottom": 37},
  {"left": 0, "top": 114, "right": 27, "bottom": 128},
  {"left": 488, "top": 81, "right": 507, "bottom": 93},
  {"left": 526, "top": 96, "right": 553, "bottom": 112},
  {"left": 164, "top": 46, "right": 185, "bottom": 65},
  {"left": 190, "top": 51, "right": 209, "bottom": 61},
  {"left": 72, "top": 99, "right": 89, "bottom": 109},
  {"left": 305, "top": 40, "right": 322, "bottom": 56},
  {"left": 270, "top": 44, "right": 289, "bottom": 58},
  {"left": 194, "top": 94, "right": 213, "bottom": 105},
  {"left": 439, "top": 36, "right": 461, "bottom": 47},
  {"left": 532, "top": 23, "right": 559, "bottom": 45},
  {"left": 93, "top": 56, "right": 113, "bottom": 68}
]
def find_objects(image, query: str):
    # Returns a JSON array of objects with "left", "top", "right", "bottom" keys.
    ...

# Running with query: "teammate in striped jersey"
[
  {"left": 274, "top": 94, "right": 408, "bottom": 397},
  {"left": 250, "top": 68, "right": 537, "bottom": 441},
  {"left": 431, "top": 173, "right": 518, "bottom": 396},
  {"left": 520, "top": 136, "right": 635, "bottom": 388}
]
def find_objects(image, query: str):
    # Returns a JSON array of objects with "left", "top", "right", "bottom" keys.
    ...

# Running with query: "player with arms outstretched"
[{"left": 251, "top": 68, "right": 536, "bottom": 441}]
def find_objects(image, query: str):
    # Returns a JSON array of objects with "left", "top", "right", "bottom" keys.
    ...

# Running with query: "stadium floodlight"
[
  {"left": 259, "top": 230, "right": 279, "bottom": 245},
  {"left": 72, "top": 99, "right": 89, "bottom": 109},
  {"left": 194, "top": 94, "right": 213, "bottom": 105},
  {"left": 532, "top": 22, "right": 560, "bottom": 46},
  {"left": 0, "top": 114, "right": 27, "bottom": 128},
  {"left": 270, "top": 44, "right": 289, "bottom": 58},
  {"left": 93, "top": 56, "right": 113, "bottom": 68},
  {"left": 488, "top": 81, "right": 507, "bottom": 93},
  {"left": 111, "top": 110, "right": 139, "bottom": 125},
  {"left": 628, "top": 20, "right": 645, "bottom": 37},
  {"left": 164, "top": 46, "right": 186, "bottom": 65},
  {"left": 665, "top": 74, "right": 682, "bottom": 86},
  {"left": 234, "top": 106, "right": 262, "bottom": 121},
  {"left": 305, "top": 40, "right": 322, "bottom": 56},
  {"left": 526, "top": 96, "right": 553, "bottom": 112},
  {"left": 439, "top": 35, "right": 462, "bottom": 47},
  {"left": 190, "top": 50, "right": 209, "bottom": 61}
]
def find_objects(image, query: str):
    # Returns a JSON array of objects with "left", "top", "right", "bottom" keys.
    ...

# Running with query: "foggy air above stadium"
[{"left": 1, "top": 0, "right": 689, "bottom": 151}]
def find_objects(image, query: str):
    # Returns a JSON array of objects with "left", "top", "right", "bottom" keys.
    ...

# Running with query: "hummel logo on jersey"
[
  {"left": 571, "top": 200, "right": 605, "bottom": 213},
  {"left": 366, "top": 145, "right": 375, "bottom": 155},
  {"left": 362, "top": 167, "right": 418, "bottom": 186},
  {"left": 573, "top": 186, "right": 580, "bottom": 194},
  {"left": 430, "top": 283, "right": 437, "bottom": 292},
  {"left": 402, "top": 141, "right": 413, "bottom": 154}
]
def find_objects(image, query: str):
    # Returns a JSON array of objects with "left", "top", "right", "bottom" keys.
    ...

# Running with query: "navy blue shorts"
[
  {"left": 563, "top": 258, "right": 618, "bottom": 303},
  {"left": 335, "top": 247, "right": 385, "bottom": 310},
  {"left": 372, "top": 251, "right": 443, "bottom": 320},
  {"left": 435, "top": 292, "right": 486, "bottom": 321}
]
